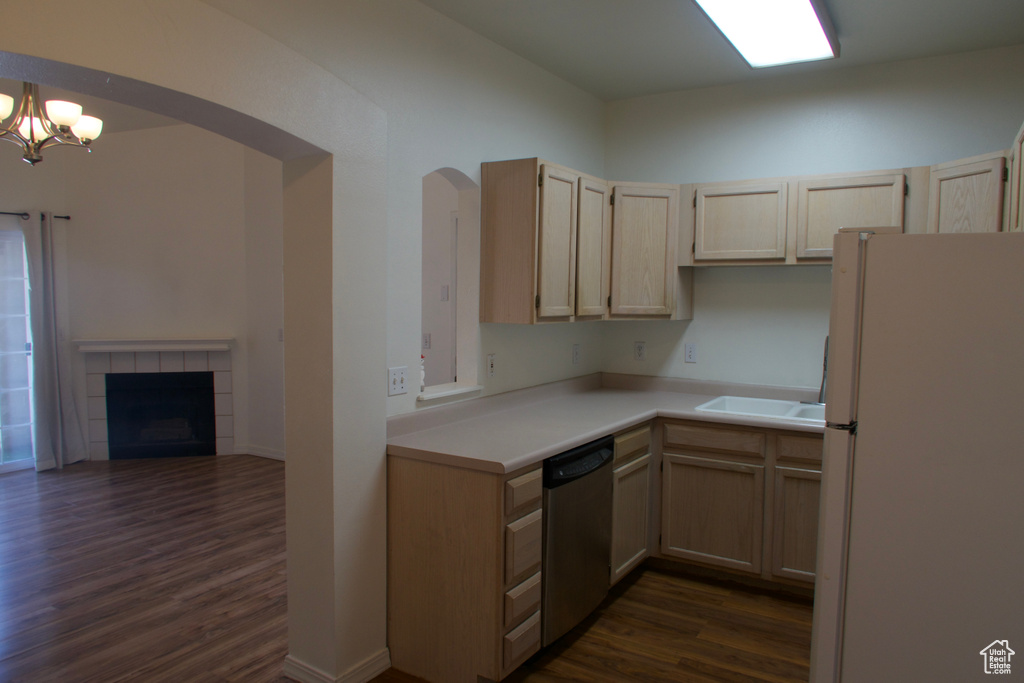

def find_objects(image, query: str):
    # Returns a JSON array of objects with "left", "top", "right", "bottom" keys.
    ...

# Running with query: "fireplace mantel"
[{"left": 75, "top": 338, "right": 234, "bottom": 353}]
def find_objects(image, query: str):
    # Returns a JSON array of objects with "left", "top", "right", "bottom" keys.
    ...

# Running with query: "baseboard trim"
[
  {"left": 282, "top": 655, "right": 334, "bottom": 683},
  {"left": 241, "top": 446, "right": 286, "bottom": 461},
  {"left": 282, "top": 649, "right": 391, "bottom": 683},
  {"left": 341, "top": 648, "right": 392, "bottom": 683}
]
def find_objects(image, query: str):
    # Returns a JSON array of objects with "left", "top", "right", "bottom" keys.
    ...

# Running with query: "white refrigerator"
[{"left": 810, "top": 229, "right": 1024, "bottom": 682}]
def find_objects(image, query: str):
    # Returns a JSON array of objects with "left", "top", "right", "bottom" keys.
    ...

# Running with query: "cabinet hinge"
[
  {"left": 607, "top": 295, "right": 611, "bottom": 307},
  {"left": 904, "top": 182, "right": 909, "bottom": 196},
  {"left": 693, "top": 194, "right": 697, "bottom": 208},
  {"left": 610, "top": 192, "right": 615, "bottom": 206},
  {"left": 538, "top": 172, "right": 543, "bottom": 188},
  {"left": 535, "top": 294, "right": 540, "bottom": 309},
  {"left": 692, "top": 241, "right": 696, "bottom": 254},
  {"left": 1004, "top": 167, "right": 1010, "bottom": 182}
]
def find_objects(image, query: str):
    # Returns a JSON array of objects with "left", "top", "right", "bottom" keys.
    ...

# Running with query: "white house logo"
[{"left": 980, "top": 640, "right": 1014, "bottom": 675}]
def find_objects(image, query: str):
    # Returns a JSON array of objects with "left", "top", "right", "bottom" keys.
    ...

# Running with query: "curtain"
[{"left": 27, "top": 213, "right": 87, "bottom": 470}]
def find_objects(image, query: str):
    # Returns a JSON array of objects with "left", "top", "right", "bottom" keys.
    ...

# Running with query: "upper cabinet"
[
  {"left": 927, "top": 152, "right": 1006, "bottom": 233},
  {"left": 796, "top": 173, "right": 905, "bottom": 259},
  {"left": 610, "top": 182, "right": 679, "bottom": 316},
  {"left": 536, "top": 163, "right": 579, "bottom": 318},
  {"left": 695, "top": 181, "right": 788, "bottom": 261},
  {"left": 480, "top": 158, "right": 687, "bottom": 324},
  {"left": 575, "top": 174, "right": 612, "bottom": 317},
  {"left": 1011, "top": 120, "right": 1024, "bottom": 233}
]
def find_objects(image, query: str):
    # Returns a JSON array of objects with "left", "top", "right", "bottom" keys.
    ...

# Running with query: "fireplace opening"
[{"left": 106, "top": 372, "right": 216, "bottom": 459}]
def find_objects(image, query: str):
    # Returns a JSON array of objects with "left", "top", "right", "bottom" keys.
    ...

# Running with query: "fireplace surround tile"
[
  {"left": 110, "top": 352, "right": 136, "bottom": 373},
  {"left": 135, "top": 352, "right": 161, "bottom": 373},
  {"left": 79, "top": 341, "right": 234, "bottom": 460},
  {"left": 159, "top": 352, "right": 185, "bottom": 373}
]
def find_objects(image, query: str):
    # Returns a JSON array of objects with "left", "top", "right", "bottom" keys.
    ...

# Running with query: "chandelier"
[{"left": 0, "top": 82, "right": 103, "bottom": 165}]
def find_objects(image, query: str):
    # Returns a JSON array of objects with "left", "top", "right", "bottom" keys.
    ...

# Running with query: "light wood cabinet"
[
  {"left": 658, "top": 420, "right": 822, "bottom": 584},
  {"left": 1008, "top": 120, "right": 1024, "bottom": 233},
  {"left": 576, "top": 173, "right": 612, "bottom": 316},
  {"left": 481, "top": 158, "right": 688, "bottom": 323},
  {"left": 611, "top": 424, "right": 652, "bottom": 584},
  {"left": 796, "top": 173, "right": 905, "bottom": 259},
  {"left": 927, "top": 152, "right": 1006, "bottom": 233},
  {"left": 388, "top": 457, "right": 543, "bottom": 682},
  {"left": 662, "top": 452, "right": 765, "bottom": 573},
  {"left": 610, "top": 182, "right": 679, "bottom": 316},
  {"left": 772, "top": 466, "right": 821, "bottom": 582},
  {"left": 695, "top": 180, "right": 788, "bottom": 261},
  {"left": 770, "top": 432, "right": 823, "bottom": 582}
]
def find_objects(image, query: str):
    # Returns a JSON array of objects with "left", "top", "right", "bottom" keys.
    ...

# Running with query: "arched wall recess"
[{"left": 420, "top": 166, "right": 481, "bottom": 401}]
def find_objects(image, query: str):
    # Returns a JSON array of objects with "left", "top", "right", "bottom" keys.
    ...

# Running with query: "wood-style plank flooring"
[
  {"left": 1, "top": 455, "right": 812, "bottom": 682},
  {"left": 0, "top": 455, "right": 289, "bottom": 682},
  {"left": 374, "top": 566, "right": 813, "bottom": 683}
]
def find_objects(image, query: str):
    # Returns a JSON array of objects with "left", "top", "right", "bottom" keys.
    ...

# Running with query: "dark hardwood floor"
[
  {"left": 1, "top": 455, "right": 812, "bottom": 682},
  {"left": 374, "top": 565, "right": 813, "bottom": 683},
  {"left": 0, "top": 455, "right": 289, "bottom": 682}
]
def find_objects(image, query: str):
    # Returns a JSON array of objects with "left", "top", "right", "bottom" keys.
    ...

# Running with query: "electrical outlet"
[
  {"left": 422, "top": 333, "right": 431, "bottom": 350},
  {"left": 572, "top": 343, "right": 581, "bottom": 365},
  {"left": 634, "top": 341, "right": 647, "bottom": 361},
  {"left": 388, "top": 366, "right": 408, "bottom": 396},
  {"left": 685, "top": 342, "right": 697, "bottom": 363},
  {"left": 486, "top": 353, "right": 496, "bottom": 378}
]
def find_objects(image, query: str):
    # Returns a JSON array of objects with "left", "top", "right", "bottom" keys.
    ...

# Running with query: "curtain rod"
[{"left": 0, "top": 211, "right": 30, "bottom": 220}]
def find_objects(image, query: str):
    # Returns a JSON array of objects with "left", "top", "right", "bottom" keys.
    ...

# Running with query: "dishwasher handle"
[{"left": 543, "top": 435, "right": 614, "bottom": 489}]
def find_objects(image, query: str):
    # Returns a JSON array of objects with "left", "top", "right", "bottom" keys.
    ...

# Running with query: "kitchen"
[{"left": 0, "top": 2, "right": 1022, "bottom": 682}]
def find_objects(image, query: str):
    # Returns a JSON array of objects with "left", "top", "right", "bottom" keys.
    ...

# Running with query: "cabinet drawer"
[
  {"left": 503, "top": 610, "right": 541, "bottom": 671},
  {"left": 614, "top": 425, "right": 651, "bottom": 466},
  {"left": 776, "top": 434, "right": 823, "bottom": 466},
  {"left": 663, "top": 421, "right": 765, "bottom": 457},
  {"left": 504, "top": 572, "right": 541, "bottom": 630},
  {"left": 505, "top": 468, "right": 542, "bottom": 517},
  {"left": 505, "top": 509, "right": 543, "bottom": 584}
]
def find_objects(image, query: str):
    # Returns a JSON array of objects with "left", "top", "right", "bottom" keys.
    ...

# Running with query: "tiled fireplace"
[{"left": 77, "top": 339, "right": 234, "bottom": 460}]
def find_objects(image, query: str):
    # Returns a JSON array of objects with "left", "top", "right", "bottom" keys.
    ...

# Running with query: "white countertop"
[{"left": 386, "top": 378, "right": 824, "bottom": 474}]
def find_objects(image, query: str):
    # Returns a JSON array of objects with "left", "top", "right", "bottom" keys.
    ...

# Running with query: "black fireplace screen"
[{"left": 105, "top": 372, "right": 216, "bottom": 459}]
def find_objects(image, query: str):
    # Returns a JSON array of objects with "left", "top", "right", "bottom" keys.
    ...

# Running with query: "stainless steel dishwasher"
[{"left": 541, "top": 434, "right": 614, "bottom": 646}]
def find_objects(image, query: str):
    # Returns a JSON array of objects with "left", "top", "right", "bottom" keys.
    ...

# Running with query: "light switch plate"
[{"left": 388, "top": 366, "right": 408, "bottom": 396}]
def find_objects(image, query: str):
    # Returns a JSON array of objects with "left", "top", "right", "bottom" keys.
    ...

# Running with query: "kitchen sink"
[{"left": 695, "top": 396, "right": 826, "bottom": 424}]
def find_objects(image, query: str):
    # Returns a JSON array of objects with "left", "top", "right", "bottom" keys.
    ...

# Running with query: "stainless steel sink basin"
[{"left": 695, "top": 396, "right": 825, "bottom": 424}]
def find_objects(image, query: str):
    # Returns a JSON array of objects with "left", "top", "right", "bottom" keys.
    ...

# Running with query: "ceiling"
[{"left": 415, "top": 0, "right": 1024, "bottom": 100}]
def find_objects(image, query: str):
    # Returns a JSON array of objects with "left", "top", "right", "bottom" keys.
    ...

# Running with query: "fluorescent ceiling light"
[{"left": 694, "top": 0, "right": 839, "bottom": 68}]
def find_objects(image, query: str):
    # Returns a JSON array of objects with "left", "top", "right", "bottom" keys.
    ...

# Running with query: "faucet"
[{"left": 817, "top": 335, "right": 829, "bottom": 404}]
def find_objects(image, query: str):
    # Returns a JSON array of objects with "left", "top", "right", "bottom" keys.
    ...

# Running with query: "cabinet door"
[
  {"left": 927, "top": 153, "right": 1005, "bottom": 233},
  {"left": 661, "top": 452, "right": 764, "bottom": 574},
  {"left": 610, "top": 183, "right": 678, "bottom": 316},
  {"left": 695, "top": 181, "right": 787, "bottom": 260},
  {"left": 771, "top": 466, "right": 821, "bottom": 583},
  {"left": 797, "top": 174, "right": 905, "bottom": 259},
  {"left": 1009, "top": 120, "right": 1024, "bottom": 233},
  {"left": 576, "top": 175, "right": 611, "bottom": 317},
  {"left": 611, "top": 453, "right": 651, "bottom": 585},
  {"left": 537, "top": 163, "right": 579, "bottom": 318}
]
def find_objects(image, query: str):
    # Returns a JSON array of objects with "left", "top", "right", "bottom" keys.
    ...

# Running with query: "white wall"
[
  {"left": 204, "top": 0, "right": 610, "bottom": 414},
  {"left": 604, "top": 44, "right": 1024, "bottom": 390},
  {"left": 0, "top": 122, "right": 286, "bottom": 459}
]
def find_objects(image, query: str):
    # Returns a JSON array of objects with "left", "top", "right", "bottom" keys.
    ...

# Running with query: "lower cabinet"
[
  {"left": 659, "top": 420, "right": 822, "bottom": 584},
  {"left": 388, "top": 457, "right": 542, "bottom": 683},
  {"left": 610, "top": 424, "right": 652, "bottom": 584},
  {"left": 662, "top": 452, "right": 765, "bottom": 573}
]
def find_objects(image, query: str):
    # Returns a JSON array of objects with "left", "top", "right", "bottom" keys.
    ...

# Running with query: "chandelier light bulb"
[
  {"left": 0, "top": 94, "right": 12, "bottom": 121},
  {"left": 45, "top": 100, "right": 83, "bottom": 128},
  {"left": 18, "top": 116, "right": 48, "bottom": 141},
  {"left": 71, "top": 115, "right": 103, "bottom": 142}
]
